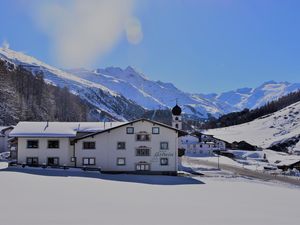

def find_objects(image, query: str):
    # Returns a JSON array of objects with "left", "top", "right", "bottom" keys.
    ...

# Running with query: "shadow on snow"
[{"left": 1, "top": 166, "right": 204, "bottom": 186}]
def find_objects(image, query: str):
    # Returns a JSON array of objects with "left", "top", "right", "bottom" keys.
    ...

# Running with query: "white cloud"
[{"left": 33, "top": 0, "right": 143, "bottom": 68}]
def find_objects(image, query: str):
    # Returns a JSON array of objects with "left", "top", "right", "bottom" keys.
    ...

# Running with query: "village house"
[
  {"left": 179, "top": 133, "right": 226, "bottom": 156},
  {"left": 0, "top": 126, "right": 14, "bottom": 153},
  {"left": 9, "top": 105, "right": 186, "bottom": 175},
  {"left": 275, "top": 159, "right": 300, "bottom": 171}
]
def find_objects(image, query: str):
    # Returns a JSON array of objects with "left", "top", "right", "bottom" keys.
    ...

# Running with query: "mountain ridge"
[{"left": 1, "top": 47, "right": 299, "bottom": 120}]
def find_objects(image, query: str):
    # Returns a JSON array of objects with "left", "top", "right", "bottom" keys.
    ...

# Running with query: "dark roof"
[
  {"left": 172, "top": 104, "right": 182, "bottom": 116},
  {"left": 74, "top": 118, "right": 187, "bottom": 142}
]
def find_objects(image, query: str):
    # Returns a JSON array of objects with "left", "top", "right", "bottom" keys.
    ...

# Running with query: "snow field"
[{"left": 1, "top": 162, "right": 300, "bottom": 225}]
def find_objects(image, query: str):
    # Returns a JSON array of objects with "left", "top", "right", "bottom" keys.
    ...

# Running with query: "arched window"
[
  {"left": 175, "top": 117, "right": 179, "bottom": 121},
  {"left": 175, "top": 124, "right": 179, "bottom": 128}
]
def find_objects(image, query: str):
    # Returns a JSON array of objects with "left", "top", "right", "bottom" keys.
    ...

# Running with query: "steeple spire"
[{"left": 171, "top": 102, "right": 182, "bottom": 130}]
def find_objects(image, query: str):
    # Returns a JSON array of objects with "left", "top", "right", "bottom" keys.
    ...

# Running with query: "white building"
[
  {"left": 0, "top": 126, "right": 14, "bottom": 153},
  {"left": 10, "top": 119, "right": 185, "bottom": 175},
  {"left": 179, "top": 133, "right": 226, "bottom": 156}
]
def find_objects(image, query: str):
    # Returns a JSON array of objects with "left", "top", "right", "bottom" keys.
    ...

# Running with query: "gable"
[{"left": 75, "top": 119, "right": 185, "bottom": 142}]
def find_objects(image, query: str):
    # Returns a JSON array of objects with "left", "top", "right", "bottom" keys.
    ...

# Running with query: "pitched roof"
[
  {"left": 0, "top": 126, "right": 14, "bottom": 136},
  {"left": 0, "top": 126, "right": 13, "bottom": 131},
  {"left": 9, "top": 121, "right": 126, "bottom": 138},
  {"left": 74, "top": 118, "right": 187, "bottom": 141},
  {"left": 9, "top": 119, "right": 187, "bottom": 138}
]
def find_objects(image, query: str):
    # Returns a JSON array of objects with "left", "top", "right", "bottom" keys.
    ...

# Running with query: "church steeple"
[{"left": 172, "top": 102, "right": 182, "bottom": 130}]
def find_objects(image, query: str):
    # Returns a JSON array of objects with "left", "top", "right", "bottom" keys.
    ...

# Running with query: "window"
[
  {"left": 160, "top": 158, "right": 168, "bottom": 166},
  {"left": 48, "top": 140, "right": 59, "bottom": 149},
  {"left": 27, "top": 140, "right": 39, "bottom": 149},
  {"left": 136, "top": 133, "right": 150, "bottom": 141},
  {"left": 160, "top": 142, "right": 169, "bottom": 150},
  {"left": 83, "top": 142, "right": 96, "bottom": 149},
  {"left": 117, "top": 157, "right": 126, "bottom": 166},
  {"left": 136, "top": 148, "right": 150, "bottom": 156},
  {"left": 26, "top": 157, "right": 38, "bottom": 166},
  {"left": 136, "top": 162, "right": 150, "bottom": 171},
  {"left": 152, "top": 127, "right": 160, "bottom": 134},
  {"left": 82, "top": 157, "right": 95, "bottom": 166},
  {"left": 126, "top": 127, "right": 134, "bottom": 134},
  {"left": 47, "top": 157, "right": 59, "bottom": 166},
  {"left": 175, "top": 117, "right": 179, "bottom": 121},
  {"left": 117, "top": 142, "right": 126, "bottom": 150},
  {"left": 175, "top": 124, "right": 179, "bottom": 129}
]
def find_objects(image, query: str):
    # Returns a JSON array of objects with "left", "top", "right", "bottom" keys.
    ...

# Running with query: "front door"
[{"left": 136, "top": 162, "right": 150, "bottom": 171}]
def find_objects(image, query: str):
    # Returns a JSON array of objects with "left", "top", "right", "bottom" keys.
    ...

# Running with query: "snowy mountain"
[
  {"left": 205, "top": 81, "right": 300, "bottom": 111},
  {"left": 68, "top": 67, "right": 234, "bottom": 118},
  {"left": 0, "top": 47, "right": 145, "bottom": 121},
  {"left": 1, "top": 47, "right": 299, "bottom": 121},
  {"left": 206, "top": 101, "right": 300, "bottom": 153},
  {"left": 0, "top": 47, "right": 231, "bottom": 119}
]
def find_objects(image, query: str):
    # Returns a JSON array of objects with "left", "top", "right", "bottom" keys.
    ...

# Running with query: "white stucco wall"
[
  {"left": 17, "top": 138, "right": 72, "bottom": 166},
  {"left": 75, "top": 120, "right": 178, "bottom": 172}
]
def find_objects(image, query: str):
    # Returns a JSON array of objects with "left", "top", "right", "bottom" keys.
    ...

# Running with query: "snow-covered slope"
[
  {"left": 0, "top": 47, "right": 231, "bottom": 119},
  {"left": 69, "top": 67, "right": 234, "bottom": 118},
  {"left": 70, "top": 68, "right": 300, "bottom": 118},
  {"left": 0, "top": 47, "right": 144, "bottom": 121},
  {"left": 205, "top": 81, "right": 300, "bottom": 111},
  {"left": 1, "top": 47, "right": 299, "bottom": 120},
  {"left": 206, "top": 101, "right": 300, "bottom": 151}
]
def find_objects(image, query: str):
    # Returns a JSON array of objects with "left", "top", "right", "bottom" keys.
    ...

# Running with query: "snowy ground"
[
  {"left": 1, "top": 162, "right": 300, "bottom": 225},
  {"left": 183, "top": 150, "right": 300, "bottom": 178}
]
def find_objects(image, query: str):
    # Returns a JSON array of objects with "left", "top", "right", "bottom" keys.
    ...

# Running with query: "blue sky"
[{"left": 0, "top": 0, "right": 300, "bottom": 93}]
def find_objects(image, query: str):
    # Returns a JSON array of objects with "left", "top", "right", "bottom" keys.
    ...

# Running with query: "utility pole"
[{"left": 217, "top": 152, "right": 220, "bottom": 170}]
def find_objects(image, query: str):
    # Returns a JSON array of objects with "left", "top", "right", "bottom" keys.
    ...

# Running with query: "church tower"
[{"left": 172, "top": 103, "right": 182, "bottom": 130}]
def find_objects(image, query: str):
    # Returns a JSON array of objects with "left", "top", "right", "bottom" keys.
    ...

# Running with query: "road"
[{"left": 183, "top": 156, "right": 300, "bottom": 187}]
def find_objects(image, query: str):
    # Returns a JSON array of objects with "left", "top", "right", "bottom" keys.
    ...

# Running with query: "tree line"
[{"left": 0, "top": 60, "right": 90, "bottom": 125}]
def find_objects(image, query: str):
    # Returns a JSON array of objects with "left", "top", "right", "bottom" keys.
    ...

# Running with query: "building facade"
[
  {"left": 179, "top": 134, "right": 226, "bottom": 156},
  {"left": 10, "top": 119, "right": 184, "bottom": 175}
]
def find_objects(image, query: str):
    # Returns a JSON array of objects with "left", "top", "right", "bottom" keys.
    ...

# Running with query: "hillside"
[
  {"left": 0, "top": 47, "right": 145, "bottom": 121},
  {"left": 206, "top": 101, "right": 300, "bottom": 152},
  {"left": 0, "top": 60, "right": 92, "bottom": 125},
  {"left": 3, "top": 48, "right": 300, "bottom": 121},
  {"left": 1, "top": 47, "right": 300, "bottom": 121},
  {"left": 202, "top": 90, "right": 300, "bottom": 129}
]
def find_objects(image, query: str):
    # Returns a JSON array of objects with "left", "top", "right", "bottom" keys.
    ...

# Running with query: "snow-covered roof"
[
  {"left": 0, "top": 126, "right": 12, "bottom": 131},
  {"left": 9, "top": 121, "right": 126, "bottom": 138},
  {"left": 0, "top": 126, "right": 13, "bottom": 136}
]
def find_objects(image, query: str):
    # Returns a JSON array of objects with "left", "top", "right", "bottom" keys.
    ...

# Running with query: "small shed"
[{"left": 276, "top": 159, "right": 300, "bottom": 171}]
